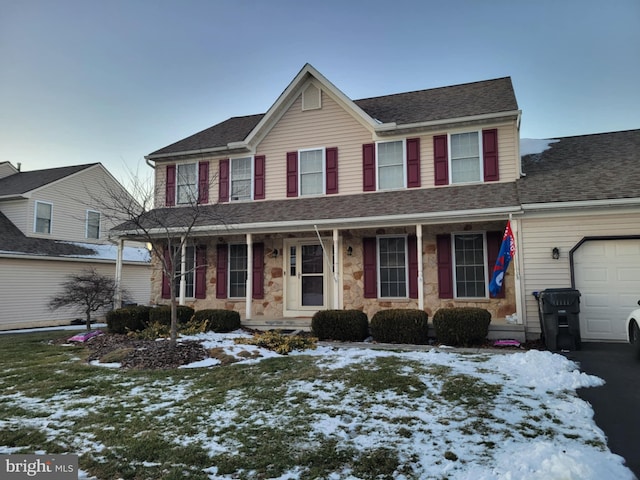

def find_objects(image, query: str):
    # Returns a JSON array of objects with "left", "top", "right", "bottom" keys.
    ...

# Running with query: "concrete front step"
[{"left": 242, "top": 317, "right": 312, "bottom": 332}]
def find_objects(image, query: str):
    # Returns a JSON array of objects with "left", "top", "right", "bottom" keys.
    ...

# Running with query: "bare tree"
[{"left": 49, "top": 268, "right": 129, "bottom": 331}]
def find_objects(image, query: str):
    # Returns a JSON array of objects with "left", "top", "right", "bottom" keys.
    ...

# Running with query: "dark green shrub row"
[
  {"left": 432, "top": 307, "right": 491, "bottom": 347},
  {"left": 106, "top": 305, "right": 151, "bottom": 334},
  {"left": 148, "top": 305, "right": 195, "bottom": 326},
  {"left": 370, "top": 309, "right": 429, "bottom": 344},
  {"left": 192, "top": 309, "right": 241, "bottom": 333},
  {"left": 311, "top": 310, "right": 369, "bottom": 342}
]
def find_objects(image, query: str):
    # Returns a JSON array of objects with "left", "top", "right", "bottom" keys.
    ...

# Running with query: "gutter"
[
  {"left": 373, "top": 110, "right": 521, "bottom": 134},
  {"left": 0, "top": 252, "right": 149, "bottom": 265},
  {"left": 522, "top": 198, "right": 640, "bottom": 212}
]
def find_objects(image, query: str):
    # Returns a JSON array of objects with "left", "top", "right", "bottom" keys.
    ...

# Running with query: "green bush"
[
  {"left": 148, "top": 305, "right": 194, "bottom": 326},
  {"left": 106, "top": 306, "right": 151, "bottom": 334},
  {"left": 190, "top": 309, "right": 241, "bottom": 333},
  {"left": 235, "top": 330, "right": 317, "bottom": 355},
  {"left": 432, "top": 307, "right": 491, "bottom": 347},
  {"left": 311, "top": 310, "right": 369, "bottom": 341},
  {"left": 370, "top": 309, "right": 429, "bottom": 344}
]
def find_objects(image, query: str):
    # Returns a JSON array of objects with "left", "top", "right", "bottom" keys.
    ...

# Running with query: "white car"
[{"left": 626, "top": 301, "right": 640, "bottom": 359}]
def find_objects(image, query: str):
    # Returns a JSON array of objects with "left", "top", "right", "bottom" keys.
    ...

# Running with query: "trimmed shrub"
[
  {"left": 106, "top": 306, "right": 151, "bottom": 334},
  {"left": 432, "top": 307, "right": 491, "bottom": 347},
  {"left": 148, "top": 305, "right": 195, "bottom": 326},
  {"left": 311, "top": 310, "right": 369, "bottom": 341},
  {"left": 190, "top": 309, "right": 241, "bottom": 333},
  {"left": 370, "top": 309, "right": 429, "bottom": 344}
]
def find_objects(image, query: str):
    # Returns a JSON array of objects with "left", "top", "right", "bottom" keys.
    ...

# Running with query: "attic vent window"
[{"left": 302, "top": 84, "right": 321, "bottom": 111}]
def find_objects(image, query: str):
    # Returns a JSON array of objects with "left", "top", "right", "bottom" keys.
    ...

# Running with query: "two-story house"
[
  {"left": 114, "top": 64, "right": 526, "bottom": 339},
  {"left": 0, "top": 162, "right": 151, "bottom": 330}
]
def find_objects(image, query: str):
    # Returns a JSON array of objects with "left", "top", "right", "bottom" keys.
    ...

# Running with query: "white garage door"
[{"left": 573, "top": 239, "right": 640, "bottom": 341}]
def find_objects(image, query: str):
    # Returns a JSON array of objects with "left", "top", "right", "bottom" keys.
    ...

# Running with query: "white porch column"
[
  {"left": 114, "top": 237, "right": 124, "bottom": 309},
  {"left": 179, "top": 238, "right": 186, "bottom": 305},
  {"left": 245, "top": 233, "right": 253, "bottom": 320},
  {"left": 333, "top": 229, "right": 340, "bottom": 309},
  {"left": 416, "top": 224, "right": 424, "bottom": 311},
  {"left": 511, "top": 217, "right": 524, "bottom": 325}
]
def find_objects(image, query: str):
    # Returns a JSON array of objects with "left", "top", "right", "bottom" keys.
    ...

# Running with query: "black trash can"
[{"left": 535, "top": 288, "right": 581, "bottom": 351}]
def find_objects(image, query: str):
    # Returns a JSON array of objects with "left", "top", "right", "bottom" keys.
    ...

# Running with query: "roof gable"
[{"left": 0, "top": 163, "right": 98, "bottom": 198}]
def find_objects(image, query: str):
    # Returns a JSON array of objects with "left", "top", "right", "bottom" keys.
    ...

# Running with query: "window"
[
  {"left": 453, "top": 233, "right": 487, "bottom": 297},
  {"left": 299, "top": 148, "right": 324, "bottom": 196},
  {"left": 450, "top": 132, "right": 481, "bottom": 184},
  {"left": 174, "top": 246, "right": 196, "bottom": 298},
  {"left": 177, "top": 163, "right": 197, "bottom": 204},
  {"left": 230, "top": 157, "right": 252, "bottom": 201},
  {"left": 377, "top": 140, "right": 405, "bottom": 190},
  {"left": 378, "top": 236, "right": 407, "bottom": 298},
  {"left": 229, "top": 244, "right": 248, "bottom": 298},
  {"left": 86, "top": 210, "right": 100, "bottom": 239},
  {"left": 34, "top": 201, "right": 52, "bottom": 234}
]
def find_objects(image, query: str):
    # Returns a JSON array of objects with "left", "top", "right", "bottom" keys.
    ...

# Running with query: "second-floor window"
[
  {"left": 86, "top": 210, "right": 101, "bottom": 239},
  {"left": 34, "top": 201, "right": 52, "bottom": 234},
  {"left": 177, "top": 163, "right": 197, "bottom": 204},
  {"left": 299, "top": 148, "right": 324, "bottom": 196},
  {"left": 377, "top": 141, "right": 405, "bottom": 190},
  {"left": 230, "top": 157, "right": 252, "bottom": 201},
  {"left": 450, "top": 132, "right": 481, "bottom": 184}
]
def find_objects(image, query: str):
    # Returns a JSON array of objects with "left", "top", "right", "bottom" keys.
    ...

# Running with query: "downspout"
[{"left": 144, "top": 156, "right": 155, "bottom": 170}]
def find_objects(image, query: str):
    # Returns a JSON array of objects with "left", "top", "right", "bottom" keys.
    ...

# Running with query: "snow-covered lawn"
[{"left": 0, "top": 330, "right": 635, "bottom": 479}]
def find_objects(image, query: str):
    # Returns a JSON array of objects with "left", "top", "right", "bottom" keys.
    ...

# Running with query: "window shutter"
[
  {"left": 433, "top": 135, "right": 449, "bottom": 186},
  {"left": 161, "top": 246, "right": 172, "bottom": 299},
  {"left": 326, "top": 147, "right": 338, "bottom": 194},
  {"left": 406, "top": 138, "right": 421, "bottom": 188},
  {"left": 252, "top": 242, "right": 265, "bottom": 299},
  {"left": 165, "top": 165, "right": 176, "bottom": 207},
  {"left": 437, "top": 235, "right": 453, "bottom": 298},
  {"left": 483, "top": 129, "right": 499, "bottom": 182},
  {"left": 286, "top": 151, "right": 298, "bottom": 197},
  {"left": 363, "top": 237, "right": 377, "bottom": 298},
  {"left": 408, "top": 235, "right": 419, "bottom": 299},
  {"left": 218, "top": 159, "right": 229, "bottom": 203},
  {"left": 216, "top": 244, "right": 228, "bottom": 299},
  {"left": 198, "top": 161, "right": 209, "bottom": 204},
  {"left": 195, "top": 246, "right": 207, "bottom": 299},
  {"left": 362, "top": 143, "right": 376, "bottom": 191},
  {"left": 486, "top": 231, "right": 506, "bottom": 298},
  {"left": 254, "top": 155, "right": 266, "bottom": 200}
]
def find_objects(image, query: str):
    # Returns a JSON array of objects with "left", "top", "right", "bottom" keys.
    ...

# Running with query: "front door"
[{"left": 284, "top": 239, "right": 330, "bottom": 316}]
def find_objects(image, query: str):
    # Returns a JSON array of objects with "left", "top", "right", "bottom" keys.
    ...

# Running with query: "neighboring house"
[
  {"left": 0, "top": 162, "right": 151, "bottom": 330},
  {"left": 112, "top": 63, "right": 639, "bottom": 341}
]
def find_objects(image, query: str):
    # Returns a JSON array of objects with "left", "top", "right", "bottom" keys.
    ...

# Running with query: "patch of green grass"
[{"left": 440, "top": 374, "right": 502, "bottom": 407}]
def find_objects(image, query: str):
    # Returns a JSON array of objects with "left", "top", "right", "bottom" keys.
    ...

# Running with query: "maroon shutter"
[
  {"left": 252, "top": 242, "right": 264, "bottom": 299},
  {"left": 483, "top": 129, "right": 499, "bottom": 182},
  {"left": 165, "top": 165, "right": 176, "bottom": 207},
  {"left": 326, "top": 147, "right": 338, "bottom": 194},
  {"left": 486, "top": 231, "right": 506, "bottom": 298},
  {"left": 434, "top": 135, "right": 449, "bottom": 186},
  {"left": 406, "top": 138, "right": 421, "bottom": 188},
  {"left": 198, "top": 161, "right": 209, "bottom": 204},
  {"left": 362, "top": 143, "right": 376, "bottom": 191},
  {"left": 216, "top": 244, "right": 228, "bottom": 299},
  {"left": 254, "top": 155, "right": 265, "bottom": 200},
  {"left": 363, "top": 237, "right": 377, "bottom": 298},
  {"left": 195, "top": 246, "right": 207, "bottom": 299},
  {"left": 437, "top": 235, "right": 453, "bottom": 298},
  {"left": 286, "top": 152, "right": 298, "bottom": 197},
  {"left": 407, "top": 235, "right": 419, "bottom": 299},
  {"left": 161, "top": 246, "right": 172, "bottom": 299},
  {"left": 218, "top": 159, "right": 229, "bottom": 203}
]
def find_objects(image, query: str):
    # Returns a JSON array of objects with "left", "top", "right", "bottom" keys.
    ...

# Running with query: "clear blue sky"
[{"left": 1, "top": 0, "right": 639, "bottom": 187}]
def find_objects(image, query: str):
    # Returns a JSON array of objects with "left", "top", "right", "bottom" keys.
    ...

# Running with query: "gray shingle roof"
[
  {"left": 518, "top": 129, "right": 640, "bottom": 204},
  {"left": 0, "top": 163, "right": 97, "bottom": 196},
  {"left": 148, "top": 77, "right": 517, "bottom": 157}
]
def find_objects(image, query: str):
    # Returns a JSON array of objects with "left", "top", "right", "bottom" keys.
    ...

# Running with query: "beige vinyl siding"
[
  {"left": 0, "top": 257, "right": 150, "bottom": 330},
  {"left": 0, "top": 199, "right": 29, "bottom": 233},
  {"left": 0, "top": 163, "right": 17, "bottom": 179},
  {"left": 519, "top": 209, "right": 640, "bottom": 337}
]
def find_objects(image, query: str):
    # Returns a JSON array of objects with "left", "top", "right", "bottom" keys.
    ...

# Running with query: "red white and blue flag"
[{"left": 489, "top": 221, "right": 515, "bottom": 297}]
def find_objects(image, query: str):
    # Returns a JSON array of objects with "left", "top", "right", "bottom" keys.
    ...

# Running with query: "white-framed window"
[
  {"left": 230, "top": 156, "right": 253, "bottom": 201},
  {"left": 86, "top": 210, "right": 101, "bottom": 239},
  {"left": 174, "top": 245, "right": 196, "bottom": 298},
  {"left": 452, "top": 232, "right": 487, "bottom": 298},
  {"left": 377, "top": 140, "right": 406, "bottom": 190},
  {"left": 34, "top": 201, "right": 52, "bottom": 234},
  {"left": 299, "top": 148, "right": 325, "bottom": 196},
  {"left": 229, "top": 244, "right": 248, "bottom": 298},
  {"left": 377, "top": 235, "right": 408, "bottom": 298},
  {"left": 177, "top": 163, "right": 197, "bottom": 204},
  {"left": 450, "top": 131, "right": 482, "bottom": 184}
]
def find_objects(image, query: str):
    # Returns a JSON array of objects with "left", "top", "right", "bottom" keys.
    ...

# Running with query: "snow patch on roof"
[
  {"left": 520, "top": 138, "right": 559, "bottom": 157},
  {"left": 64, "top": 242, "right": 151, "bottom": 263}
]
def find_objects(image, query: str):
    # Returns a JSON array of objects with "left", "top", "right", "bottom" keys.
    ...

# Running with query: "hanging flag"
[{"left": 489, "top": 220, "right": 516, "bottom": 297}]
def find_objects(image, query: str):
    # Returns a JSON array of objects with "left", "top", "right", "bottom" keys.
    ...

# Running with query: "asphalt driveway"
[{"left": 564, "top": 342, "right": 639, "bottom": 478}]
